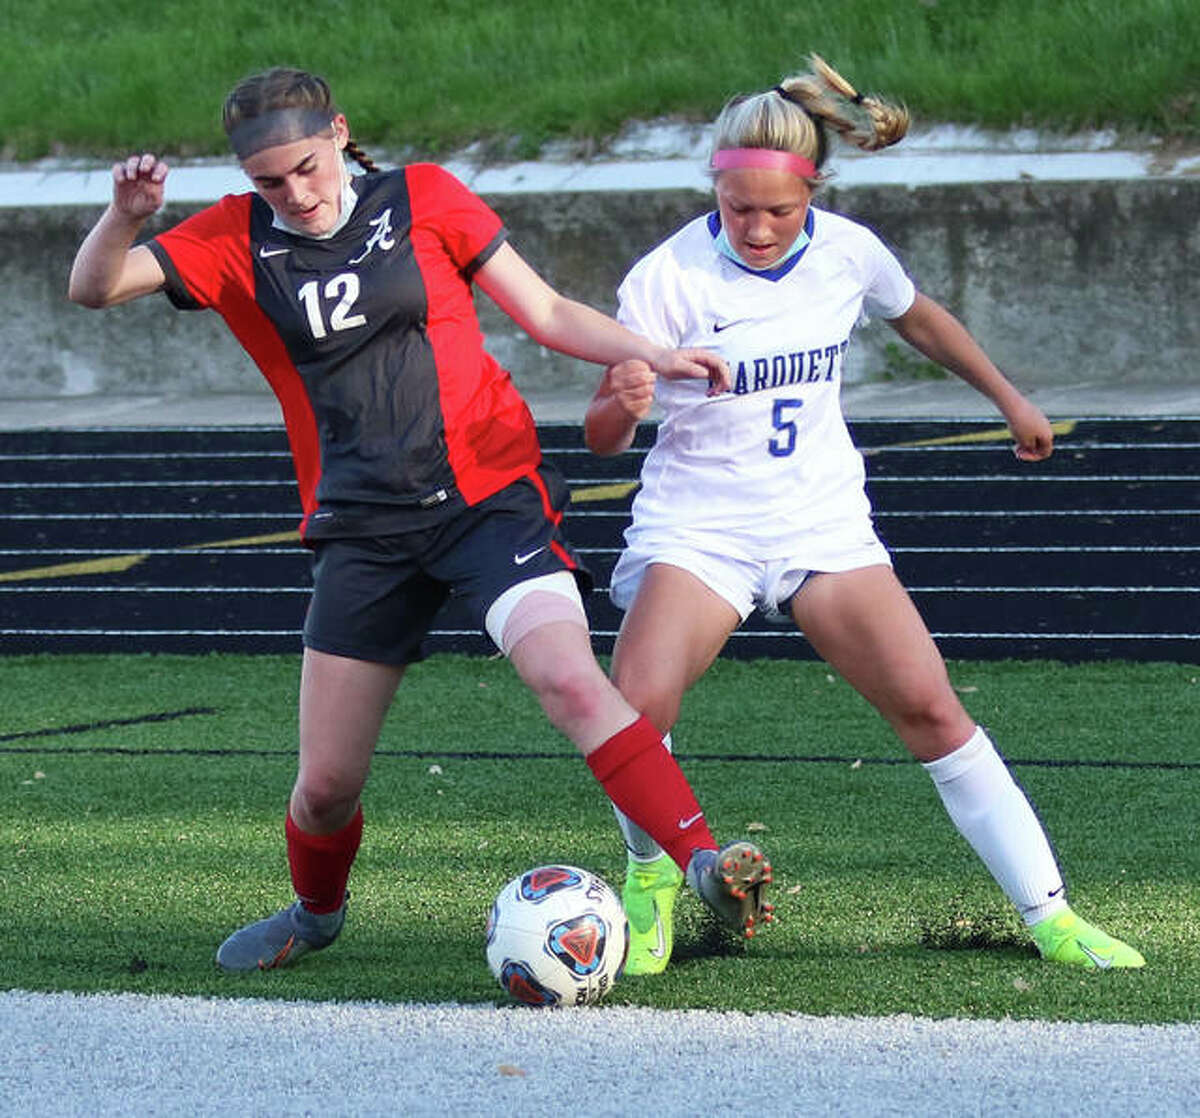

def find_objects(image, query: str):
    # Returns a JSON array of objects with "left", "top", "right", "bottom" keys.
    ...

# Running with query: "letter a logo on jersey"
[{"left": 349, "top": 207, "right": 396, "bottom": 264}]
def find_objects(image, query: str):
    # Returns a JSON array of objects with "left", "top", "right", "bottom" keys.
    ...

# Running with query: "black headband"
[{"left": 228, "top": 108, "right": 337, "bottom": 159}]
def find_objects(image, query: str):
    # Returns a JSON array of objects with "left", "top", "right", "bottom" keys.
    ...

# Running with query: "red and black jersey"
[{"left": 148, "top": 164, "right": 543, "bottom": 539}]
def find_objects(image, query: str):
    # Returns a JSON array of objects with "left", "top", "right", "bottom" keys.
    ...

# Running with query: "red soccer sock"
[
  {"left": 286, "top": 805, "right": 363, "bottom": 914},
  {"left": 586, "top": 715, "right": 716, "bottom": 872}
]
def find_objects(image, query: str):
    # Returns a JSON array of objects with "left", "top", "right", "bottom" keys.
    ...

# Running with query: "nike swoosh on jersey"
[
  {"left": 258, "top": 246, "right": 291, "bottom": 258},
  {"left": 712, "top": 319, "right": 749, "bottom": 333},
  {"left": 513, "top": 546, "right": 546, "bottom": 565}
]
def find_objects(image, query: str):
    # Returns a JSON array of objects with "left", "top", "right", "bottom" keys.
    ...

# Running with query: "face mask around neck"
[
  {"left": 272, "top": 173, "right": 358, "bottom": 239},
  {"left": 713, "top": 222, "right": 810, "bottom": 272}
]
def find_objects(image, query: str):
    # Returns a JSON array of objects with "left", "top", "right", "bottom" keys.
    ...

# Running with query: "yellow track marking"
[
  {"left": 190, "top": 530, "right": 300, "bottom": 549},
  {"left": 569, "top": 481, "right": 640, "bottom": 503},
  {"left": 0, "top": 554, "right": 149, "bottom": 582},
  {"left": 875, "top": 419, "right": 1076, "bottom": 450},
  {"left": 0, "top": 530, "right": 301, "bottom": 584}
]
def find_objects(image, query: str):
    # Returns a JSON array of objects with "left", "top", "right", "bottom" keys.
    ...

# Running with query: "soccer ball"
[{"left": 485, "top": 865, "right": 628, "bottom": 1007}]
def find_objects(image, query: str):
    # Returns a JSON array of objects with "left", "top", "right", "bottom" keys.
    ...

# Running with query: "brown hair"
[
  {"left": 222, "top": 67, "right": 380, "bottom": 172},
  {"left": 711, "top": 55, "right": 909, "bottom": 185}
]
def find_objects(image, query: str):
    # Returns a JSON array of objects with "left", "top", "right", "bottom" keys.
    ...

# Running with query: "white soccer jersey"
[{"left": 616, "top": 206, "right": 916, "bottom": 565}]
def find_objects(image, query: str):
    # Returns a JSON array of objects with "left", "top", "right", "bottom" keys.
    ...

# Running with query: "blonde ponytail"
[
  {"left": 710, "top": 55, "right": 909, "bottom": 183},
  {"left": 778, "top": 54, "right": 909, "bottom": 153}
]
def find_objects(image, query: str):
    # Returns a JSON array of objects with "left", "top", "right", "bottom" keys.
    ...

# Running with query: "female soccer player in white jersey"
[
  {"left": 68, "top": 66, "right": 774, "bottom": 973},
  {"left": 586, "top": 55, "right": 1143, "bottom": 975}
]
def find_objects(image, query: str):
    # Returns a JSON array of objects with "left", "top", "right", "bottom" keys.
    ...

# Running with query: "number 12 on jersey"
[{"left": 298, "top": 273, "right": 367, "bottom": 340}]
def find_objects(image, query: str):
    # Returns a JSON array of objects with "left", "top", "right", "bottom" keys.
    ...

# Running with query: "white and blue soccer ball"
[{"left": 486, "top": 865, "right": 628, "bottom": 1007}]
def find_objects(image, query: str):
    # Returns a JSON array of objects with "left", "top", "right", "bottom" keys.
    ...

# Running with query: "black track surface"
[{"left": 1, "top": 418, "right": 1197, "bottom": 661}]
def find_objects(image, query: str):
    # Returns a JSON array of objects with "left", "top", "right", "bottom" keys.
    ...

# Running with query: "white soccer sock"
[
  {"left": 922, "top": 726, "right": 1068, "bottom": 926},
  {"left": 613, "top": 732, "right": 672, "bottom": 862}
]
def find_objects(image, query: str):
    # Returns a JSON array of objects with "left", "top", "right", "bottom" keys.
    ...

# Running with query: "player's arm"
[
  {"left": 475, "top": 242, "right": 729, "bottom": 394},
  {"left": 68, "top": 154, "right": 169, "bottom": 308},
  {"left": 887, "top": 292, "right": 1054, "bottom": 461},
  {"left": 585, "top": 360, "right": 657, "bottom": 456}
]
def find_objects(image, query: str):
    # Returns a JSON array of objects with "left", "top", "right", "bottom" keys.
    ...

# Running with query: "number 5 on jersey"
[{"left": 769, "top": 398, "right": 803, "bottom": 457}]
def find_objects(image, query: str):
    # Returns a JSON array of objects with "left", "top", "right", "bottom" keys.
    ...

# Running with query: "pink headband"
[{"left": 711, "top": 148, "right": 818, "bottom": 179}]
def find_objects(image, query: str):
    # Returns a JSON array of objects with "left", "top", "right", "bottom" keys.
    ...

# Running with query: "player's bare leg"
[
  {"left": 216, "top": 651, "right": 403, "bottom": 972},
  {"left": 792, "top": 565, "right": 1143, "bottom": 967},
  {"left": 790, "top": 564, "right": 972, "bottom": 761},
  {"left": 610, "top": 562, "right": 739, "bottom": 733},
  {"left": 610, "top": 564, "right": 773, "bottom": 951},
  {"left": 292, "top": 650, "right": 404, "bottom": 831}
]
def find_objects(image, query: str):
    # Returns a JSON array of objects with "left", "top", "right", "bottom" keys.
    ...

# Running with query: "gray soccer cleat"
[
  {"left": 216, "top": 897, "right": 347, "bottom": 972},
  {"left": 687, "top": 841, "right": 775, "bottom": 938}
]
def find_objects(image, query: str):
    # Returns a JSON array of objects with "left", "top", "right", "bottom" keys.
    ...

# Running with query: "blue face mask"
[{"left": 713, "top": 223, "right": 810, "bottom": 272}]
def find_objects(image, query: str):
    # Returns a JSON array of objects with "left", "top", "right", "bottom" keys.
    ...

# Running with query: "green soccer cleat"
[
  {"left": 687, "top": 840, "right": 775, "bottom": 939},
  {"left": 621, "top": 853, "right": 684, "bottom": 976},
  {"left": 216, "top": 896, "right": 347, "bottom": 972},
  {"left": 1030, "top": 907, "right": 1145, "bottom": 969}
]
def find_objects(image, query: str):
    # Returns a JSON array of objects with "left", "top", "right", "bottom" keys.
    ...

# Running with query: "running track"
[{"left": 1, "top": 417, "right": 1197, "bottom": 661}]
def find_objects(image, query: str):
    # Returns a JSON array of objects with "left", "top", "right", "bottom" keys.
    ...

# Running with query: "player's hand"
[
  {"left": 650, "top": 347, "right": 730, "bottom": 396},
  {"left": 1006, "top": 398, "right": 1054, "bottom": 461},
  {"left": 605, "top": 359, "right": 658, "bottom": 422},
  {"left": 111, "top": 153, "right": 169, "bottom": 220}
]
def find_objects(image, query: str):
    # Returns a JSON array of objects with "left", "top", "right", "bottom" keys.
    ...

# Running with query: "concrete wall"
[{"left": 5, "top": 179, "right": 1198, "bottom": 415}]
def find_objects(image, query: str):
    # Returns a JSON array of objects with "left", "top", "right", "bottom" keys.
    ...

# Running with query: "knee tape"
[{"left": 485, "top": 571, "right": 587, "bottom": 656}]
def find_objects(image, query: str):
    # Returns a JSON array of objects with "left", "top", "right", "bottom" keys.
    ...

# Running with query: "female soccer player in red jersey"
[{"left": 69, "top": 67, "right": 773, "bottom": 971}]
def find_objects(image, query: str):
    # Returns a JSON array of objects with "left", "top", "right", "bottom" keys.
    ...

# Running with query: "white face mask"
[
  {"left": 714, "top": 223, "right": 810, "bottom": 272},
  {"left": 272, "top": 174, "right": 358, "bottom": 239}
]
